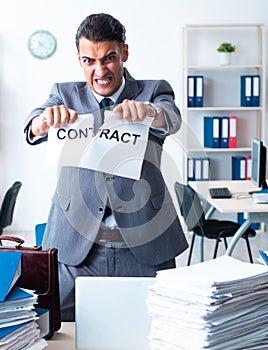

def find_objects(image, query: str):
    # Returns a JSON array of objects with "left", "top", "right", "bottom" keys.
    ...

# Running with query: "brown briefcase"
[{"left": 0, "top": 236, "right": 61, "bottom": 339}]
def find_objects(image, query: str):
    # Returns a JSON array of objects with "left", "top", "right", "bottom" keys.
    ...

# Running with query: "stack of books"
[
  {"left": 0, "top": 251, "right": 49, "bottom": 349},
  {"left": 147, "top": 256, "right": 268, "bottom": 350}
]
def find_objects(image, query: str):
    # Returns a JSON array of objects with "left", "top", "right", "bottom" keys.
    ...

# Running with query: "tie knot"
[{"left": 100, "top": 98, "right": 112, "bottom": 109}]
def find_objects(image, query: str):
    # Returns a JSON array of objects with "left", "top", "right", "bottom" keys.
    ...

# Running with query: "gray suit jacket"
[{"left": 24, "top": 68, "right": 188, "bottom": 266}]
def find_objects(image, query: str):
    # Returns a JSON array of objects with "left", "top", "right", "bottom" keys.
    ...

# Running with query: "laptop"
[{"left": 75, "top": 276, "right": 155, "bottom": 350}]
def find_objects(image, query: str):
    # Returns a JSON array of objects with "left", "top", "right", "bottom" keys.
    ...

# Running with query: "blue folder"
[
  {"left": 251, "top": 75, "right": 260, "bottom": 107},
  {"left": 187, "top": 76, "right": 195, "bottom": 107},
  {"left": 232, "top": 156, "right": 246, "bottom": 180},
  {"left": 204, "top": 116, "right": 220, "bottom": 148},
  {"left": 241, "top": 75, "right": 252, "bottom": 106},
  {"left": 195, "top": 75, "right": 204, "bottom": 107},
  {"left": 220, "top": 116, "right": 229, "bottom": 148}
]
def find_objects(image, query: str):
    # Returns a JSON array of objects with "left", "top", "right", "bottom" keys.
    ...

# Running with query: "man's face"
[{"left": 77, "top": 38, "right": 129, "bottom": 97}]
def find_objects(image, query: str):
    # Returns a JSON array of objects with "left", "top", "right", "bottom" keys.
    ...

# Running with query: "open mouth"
[{"left": 96, "top": 77, "right": 112, "bottom": 86}]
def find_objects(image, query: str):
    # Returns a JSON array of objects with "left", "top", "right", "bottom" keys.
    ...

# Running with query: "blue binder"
[
  {"left": 204, "top": 116, "right": 220, "bottom": 148},
  {"left": 251, "top": 75, "right": 260, "bottom": 107},
  {"left": 241, "top": 75, "right": 252, "bottom": 106},
  {"left": 220, "top": 116, "right": 229, "bottom": 148},
  {"left": 187, "top": 157, "right": 195, "bottom": 181},
  {"left": 201, "top": 157, "right": 210, "bottom": 180},
  {"left": 237, "top": 213, "right": 259, "bottom": 230},
  {"left": 232, "top": 156, "right": 246, "bottom": 180},
  {"left": 195, "top": 75, "right": 204, "bottom": 107},
  {"left": 193, "top": 158, "right": 202, "bottom": 180},
  {"left": 259, "top": 250, "right": 268, "bottom": 265},
  {"left": 187, "top": 76, "right": 195, "bottom": 107}
]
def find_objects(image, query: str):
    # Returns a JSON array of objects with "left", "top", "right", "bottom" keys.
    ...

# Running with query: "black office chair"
[
  {"left": 0, "top": 181, "right": 22, "bottom": 244},
  {"left": 174, "top": 182, "right": 256, "bottom": 265}
]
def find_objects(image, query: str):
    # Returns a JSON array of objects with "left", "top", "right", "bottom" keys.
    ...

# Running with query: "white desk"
[
  {"left": 189, "top": 180, "right": 268, "bottom": 258},
  {"left": 47, "top": 322, "right": 75, "bottom": 349}
]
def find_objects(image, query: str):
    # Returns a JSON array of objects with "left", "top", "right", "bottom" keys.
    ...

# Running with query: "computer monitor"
[{"left": 250, "top": 138, "right": 267, "bottom": 193}]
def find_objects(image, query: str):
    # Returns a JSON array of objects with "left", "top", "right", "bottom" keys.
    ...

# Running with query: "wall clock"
[{"left": 28, "top": 30, "right": 57, "bottom": 59}]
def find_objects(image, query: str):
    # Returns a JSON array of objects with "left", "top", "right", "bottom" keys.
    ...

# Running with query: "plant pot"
[{"left": 218, "top": 52, "right": 232, "bottom": 65}]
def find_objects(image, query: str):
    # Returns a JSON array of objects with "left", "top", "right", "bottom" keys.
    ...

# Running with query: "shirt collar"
[{"left": 91, "top": 77, "right": 126, "bottom": 105}]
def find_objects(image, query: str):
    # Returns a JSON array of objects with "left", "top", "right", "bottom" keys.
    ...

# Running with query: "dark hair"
[{"left": 75, "top": 13, "right": 126, "bottom": 50}]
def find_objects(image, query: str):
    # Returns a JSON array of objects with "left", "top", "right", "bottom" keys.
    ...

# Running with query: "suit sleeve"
[
  {"left": 150, "top": 79, "right": 182, "bottom": 136},
  {"left": 24, "top": 83, "right": 64, "bottom": 145}
]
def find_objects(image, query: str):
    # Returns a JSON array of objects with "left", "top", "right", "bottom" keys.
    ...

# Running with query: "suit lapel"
[
  {"left": 116, "top": 68, "right": 143, "bottom": 103},
  {"left": 75, "top": 83, "right": 99, "bottom": 114}
]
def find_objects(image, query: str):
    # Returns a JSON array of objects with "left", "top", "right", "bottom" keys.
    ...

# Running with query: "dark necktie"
[
  {"left": 99, "top": 97, "right": 113, "bottom": 126},
  {"left": 99, "top": 97, "right": 112, "bottom": 109},
  {"left": 99, "top": 97, "right": 113, "bottom": 221}
]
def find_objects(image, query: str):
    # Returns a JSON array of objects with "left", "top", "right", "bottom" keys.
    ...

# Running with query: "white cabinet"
[{"left": 182, "top": 24, "right": 266, "bottom": 183}]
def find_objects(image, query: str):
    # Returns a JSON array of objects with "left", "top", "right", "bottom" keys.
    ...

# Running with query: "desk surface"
[
  {"left": 47, "top": 322, "right": 75, "bottom": 349},
  {"left": 189, "top": 180, "right": 268, "bottom": 214}
]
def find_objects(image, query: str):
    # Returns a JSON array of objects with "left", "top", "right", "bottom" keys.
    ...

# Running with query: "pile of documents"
[
  {"left": 147, "top": 256, "right": 268, "bottom": 350},
  {"left": 0, "top": 251, "right": 48, "bottom": 349},
  {"left": 252, "top": 191, "right": 268, "bottom": 204}
]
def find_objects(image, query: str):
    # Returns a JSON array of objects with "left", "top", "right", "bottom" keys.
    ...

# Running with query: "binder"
[
  {"left": 228, "top": 116, "right": 237, "bottom": 148},
  {"left": 246, "top": 156, "right": 252, "bottom": 180},
  {"left": 202, "top": 157, "right": 210, "bottom": 180},
  {"left": 204, "top": 116, "right": 220, "bottom": 148},
  {"left": 259, "top": 250, "right": 268, "bottom": 265},
  {"left": 35, "top": 308, "right": 51, "bottom": 339},
  {"left": 187, "top": 157, "right": 210, "bottom": 181},
  {"left": 195, "top": 75, "right": 204, "bottom": 107},
  {"left": 187, "top": 76, "right": 195, "bottom": 107},
  {"left": 0, "top": 251, "right": 22, "bottom": 302},
  {"left": 187, "top": 157, "right": 195, "bottom": 181},
  {"left": 251, "top": 75, "right": 260, "bottom": 107},
  {"left": 241, "top": 75, "right": 252, "bottom": 106},
  {"left": 237, "top": 212, "right": 259, "bottom": 231},
  {"left": 194, "top": 158, "right": 202, "bottom": 180},
  {"left": 232, "top": 156, "right": 246, "bottom": 180},
  {"left": 220, "top": 116, "right": 229, "bottom": 148}
]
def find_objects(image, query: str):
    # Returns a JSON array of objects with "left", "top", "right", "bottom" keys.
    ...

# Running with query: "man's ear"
[{"left": 122, "top": 44, "right": 129, "bottom": 62}]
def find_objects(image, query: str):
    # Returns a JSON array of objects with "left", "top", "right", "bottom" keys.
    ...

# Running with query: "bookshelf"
[{"left": 182, "top": 23, "right": 266, "bottom": 183}]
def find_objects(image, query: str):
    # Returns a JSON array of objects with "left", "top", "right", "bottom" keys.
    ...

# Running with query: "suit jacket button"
[
  {"left": 105, "top": 176, "right": 112, "bottom": 182},
  {"left": 98, "top": 207, "right": 104, "bottom": 213}
]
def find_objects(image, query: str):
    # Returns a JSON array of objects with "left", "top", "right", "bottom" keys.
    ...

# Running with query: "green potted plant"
[{"left": 217, "top": 42, "right": 236, "bottom": 65}]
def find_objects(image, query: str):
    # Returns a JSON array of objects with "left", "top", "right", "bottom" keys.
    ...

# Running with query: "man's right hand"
[{"left": 30, "top": 105, "right": 78, "bottom": 136}]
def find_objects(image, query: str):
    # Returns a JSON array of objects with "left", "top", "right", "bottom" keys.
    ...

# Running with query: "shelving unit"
[{"left": 182, "top": 23, "right": 266, "bottom": 183}]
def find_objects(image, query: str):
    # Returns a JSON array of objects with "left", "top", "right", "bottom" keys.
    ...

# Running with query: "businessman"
[{"left": 24, "top": 13, "right": 188, "bottom": 321}]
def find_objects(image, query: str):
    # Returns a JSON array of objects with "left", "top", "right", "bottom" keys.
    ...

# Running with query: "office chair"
[
  {"left": 174, "top": 182, "right": 256, "bottom": 265},
  {"left": 35, "top": 223, "right": 47, "bottom": 246},
  {"left": 0, "top": 181, "right": 22, "bottom": 244}
]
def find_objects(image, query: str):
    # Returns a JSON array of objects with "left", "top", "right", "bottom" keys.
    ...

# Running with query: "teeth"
[{"left": 97, "top": 79, "right": 110, "bottom": 84}]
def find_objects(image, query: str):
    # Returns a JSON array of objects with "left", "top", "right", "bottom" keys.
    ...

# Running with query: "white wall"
[{"left": 0, "top": 0, "right": 267, "bottom": 232}]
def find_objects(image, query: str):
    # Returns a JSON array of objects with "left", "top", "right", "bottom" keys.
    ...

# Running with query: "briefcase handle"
[
  {"left": 0, "top": 235, "right": 25, "bottom": 247},
  {"left": 0, "top": 236, "right": 43, "bottom": 250}
]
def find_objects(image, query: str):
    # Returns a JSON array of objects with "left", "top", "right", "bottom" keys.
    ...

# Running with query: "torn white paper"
[{"left": 46, "top": 111, "right": 153, "bottom": 180}]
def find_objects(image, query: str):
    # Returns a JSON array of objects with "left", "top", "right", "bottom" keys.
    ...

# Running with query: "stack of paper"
[
  {"left": 252, "top": 192, "right": 268, "bottom": 204},
  {"left": 0, "top": 251, "right": 48, "bottom": 349},
  {"left": 147, "top": 256, "right": 268, "bottom": 350}
]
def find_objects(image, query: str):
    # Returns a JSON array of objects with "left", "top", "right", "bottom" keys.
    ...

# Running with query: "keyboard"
[{"left": 209, "top": 187, "right": 232, "bottom": 199}]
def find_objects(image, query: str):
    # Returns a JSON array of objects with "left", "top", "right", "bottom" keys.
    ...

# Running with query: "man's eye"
[
  {"left": 105, "top": 55, "right": 116, "bottom": 62},
  {"left": 83, "top": 58, "right": 94, "bottom": 64}
]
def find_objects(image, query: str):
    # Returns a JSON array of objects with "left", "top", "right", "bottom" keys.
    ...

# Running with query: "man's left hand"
[{"left": 113, "top": 100, "right": 166, "bottom": 128}]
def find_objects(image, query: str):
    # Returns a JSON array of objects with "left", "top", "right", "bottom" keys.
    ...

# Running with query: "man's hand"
[
  {"left": 30, "top": 105, "right": 78, "bottom": 137},
  {"left": 113, "top": 100, "right": 166, "bottom": 128}
]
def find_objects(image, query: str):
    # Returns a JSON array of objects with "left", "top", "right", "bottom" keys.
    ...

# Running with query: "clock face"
[{"left": 28, "top": 30, "right": 57, "bottom": 59}]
